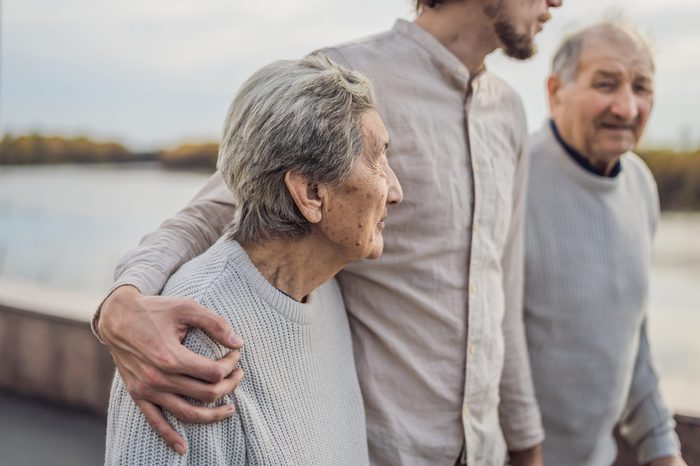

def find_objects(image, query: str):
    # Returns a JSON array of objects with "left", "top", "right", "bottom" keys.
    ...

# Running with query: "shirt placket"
[{"left": 462, "top": 78, "right": 485, "bottom": 465}]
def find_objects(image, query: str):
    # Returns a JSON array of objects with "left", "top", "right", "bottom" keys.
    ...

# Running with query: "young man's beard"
[{"left": 494, "top": 19, "right": 536, "bottom": 60}]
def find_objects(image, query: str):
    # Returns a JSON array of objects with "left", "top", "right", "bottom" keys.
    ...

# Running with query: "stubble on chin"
[{"left": 494, "top": 19, "right": 536, "bottom": 60}]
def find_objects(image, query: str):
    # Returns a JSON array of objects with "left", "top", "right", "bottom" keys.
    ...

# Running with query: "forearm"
[
  {"left": 499, "top": 141, "right": 543, "bottom": 450},
  {"left": 621, "top": 321, "right": 680, "bottom": 464},
  {"left": 92, "top": 172, "right": 235, "bottom": 340},
  {"left": 498, "top": 262, "right": 543, "bottom": 450},
  {"left": 114, "top": 171, "right": 235, "bottom": 296}
]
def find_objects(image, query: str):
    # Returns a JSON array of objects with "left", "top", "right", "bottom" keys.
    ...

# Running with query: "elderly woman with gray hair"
[{"left": 104, "top": 54, "right": 402, "bottom": 466}]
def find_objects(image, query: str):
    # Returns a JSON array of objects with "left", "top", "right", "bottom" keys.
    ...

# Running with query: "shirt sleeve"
[
  {"left": 104, "top": 327, "right": 244, "bottom": 466},
  {"left": 498, "top": 132, "right": 545, "bottom": 451},
  {"left": 619, "top": 319, "right": 681, "bottom": 464},
  {"left": 92, "top": 171, "right": 235, "bottom": 340}
]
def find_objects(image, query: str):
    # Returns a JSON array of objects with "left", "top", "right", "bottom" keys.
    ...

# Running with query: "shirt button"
[
  {"left": 468, "top": 343, "right": 476, "bottom": 355},
  {"left": 469, "top": 283, "right": 477, "bottom": 295},
  {"left": 473, "top": 162, "right": 480, "bottom": 172},
  {"left": 462, "top": 404, "right": 470, "bottom": 416},
  {"left": 473, "top": 222, "right": 479, "bottom": 233}
]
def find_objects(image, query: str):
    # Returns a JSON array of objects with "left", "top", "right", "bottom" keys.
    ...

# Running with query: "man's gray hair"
[
  {"left": 217, "top": 54, "right": 376, "bottom": 245},
  {"left": 551, "top": 21, "right": 655, "bottom": 83}
]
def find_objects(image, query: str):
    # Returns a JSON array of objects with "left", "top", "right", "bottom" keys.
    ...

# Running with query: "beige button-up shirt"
[{"left": 103, "top": 20, "right": 542, "bottom": 466}]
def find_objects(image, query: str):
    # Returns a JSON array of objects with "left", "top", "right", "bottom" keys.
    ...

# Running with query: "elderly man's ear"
[
  {"left": 547, "top": 74, "right": 564, "bottom": 110},
  {"left": 285, "top": 170, "right": 325, "bottom": 224}
]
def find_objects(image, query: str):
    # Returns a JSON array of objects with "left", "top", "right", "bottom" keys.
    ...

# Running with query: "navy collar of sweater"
[{"left": 549, "top": 119, "right": 621, "bottom": 178}]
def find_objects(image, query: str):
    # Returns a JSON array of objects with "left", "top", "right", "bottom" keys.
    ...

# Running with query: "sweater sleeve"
[
  {"left": 619, "top": 319, "right": 681, "bottom": 464},
  {"left": 104, "top": 327, "right": 245, "bottom": 466},
  {"left": 498, "top": 128, "right": 545, "bottom": 450}
]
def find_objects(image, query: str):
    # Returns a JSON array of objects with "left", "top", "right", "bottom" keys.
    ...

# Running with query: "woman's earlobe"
[{"left": 285, "top": 170, "right": 324, "bottom": 224}]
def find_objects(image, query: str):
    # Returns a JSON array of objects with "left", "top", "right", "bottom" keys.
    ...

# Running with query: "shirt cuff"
[
  {"left": 500, "top": 403, "right": 545, "bottom": 451},
  {"left": 622, "top": 391, "right": 681, "bottom": 464},
  {"left": 636, "top": 428, "right": 681, "bottom": 465}
]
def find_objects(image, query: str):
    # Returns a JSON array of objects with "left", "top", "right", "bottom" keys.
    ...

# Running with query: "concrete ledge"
[
  {"left": 1, "top": 293, "right": 697, "bottom": 463},
  {"left": 0, "top": 303, "right": 114, "bottom": 415}
]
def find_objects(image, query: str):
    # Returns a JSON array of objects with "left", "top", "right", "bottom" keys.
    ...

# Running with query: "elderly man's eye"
[
  {"left": 593, "top": 81, "right": 615, "bottom": 91},
  {"left": 634, "top": 83, "right": 652, "bottom": 94}
]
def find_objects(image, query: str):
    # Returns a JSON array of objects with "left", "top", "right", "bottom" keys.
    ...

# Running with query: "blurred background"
[{"left": 1, "top": 0, "right": 699, "bottom": 464}]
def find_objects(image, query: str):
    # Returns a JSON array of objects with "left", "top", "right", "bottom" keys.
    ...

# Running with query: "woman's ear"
[{"left": 285, "top": 170, "right": 324, "bottom": 224}]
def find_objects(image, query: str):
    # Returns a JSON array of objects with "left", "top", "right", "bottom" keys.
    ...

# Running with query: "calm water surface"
[{"left": 1, "top": 165, "right": 698, "bottom": 414}]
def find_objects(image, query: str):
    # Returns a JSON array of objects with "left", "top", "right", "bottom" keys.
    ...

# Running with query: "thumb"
[{"left": 178, "top": 300, "right": 244, "bottom": 350}]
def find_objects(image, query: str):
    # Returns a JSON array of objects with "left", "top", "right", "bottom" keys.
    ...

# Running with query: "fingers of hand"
[
  {"left": 116, "top": 341, "right": 243, "bottom": 406},
  {"left": 155, "top": 367, "right": 243, "bottom": 404},
  {"left": 136, "top": 400, "right": 187, "bottom": 455},
  {"left": 172, "top": 346, "right": 241, "bottom": 383},
  {"left": 180, "top": 305, "right": 244, "bottom": 350},
  {"left": 155, "top": 392, "right": 237, "bottom": 425}
]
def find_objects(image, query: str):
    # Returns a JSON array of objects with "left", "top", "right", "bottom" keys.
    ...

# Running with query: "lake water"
[{"left": 1, "top": 164, "right": 698, "bottom": 414}]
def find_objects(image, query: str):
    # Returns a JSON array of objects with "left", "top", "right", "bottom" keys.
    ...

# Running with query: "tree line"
[{"left": 2, "top": 133, "right": 699, "bottom": 211}]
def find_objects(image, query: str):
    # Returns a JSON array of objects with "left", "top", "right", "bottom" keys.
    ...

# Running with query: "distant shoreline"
[{"left": 3, "top": 133, "right": 699, "bottom": 210}]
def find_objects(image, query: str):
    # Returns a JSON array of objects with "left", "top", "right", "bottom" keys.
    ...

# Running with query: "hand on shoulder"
[{"left": 99, "top": 285, "right": 244, "bottom": 454}]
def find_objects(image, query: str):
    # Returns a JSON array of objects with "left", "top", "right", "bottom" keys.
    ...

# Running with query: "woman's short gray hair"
[
  {"left": 551, "top": 21, "right": 655, "bottom": 83},
  {"left": 217, "top": 54, "right": 376, "bottom": 245}
]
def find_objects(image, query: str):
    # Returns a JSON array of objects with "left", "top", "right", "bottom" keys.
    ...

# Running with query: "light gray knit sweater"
[
  {"left": 105, "top": 239, "right": 369, "bottom": 466},
  {"left": 524, "top": 125, "right": 680, "bottom": 465}
]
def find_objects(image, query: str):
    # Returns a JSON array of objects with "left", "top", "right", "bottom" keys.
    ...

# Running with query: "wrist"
[
  {"left": 509, "top": 444, "right": 543, "bottom": 466},
  {"left": 95, "top": 284, "right": 141, "bottom": 344}
]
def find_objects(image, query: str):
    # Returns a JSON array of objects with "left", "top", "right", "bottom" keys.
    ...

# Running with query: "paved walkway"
[{"left": 0, "top": 391, "right": 105, "bottom": 466}]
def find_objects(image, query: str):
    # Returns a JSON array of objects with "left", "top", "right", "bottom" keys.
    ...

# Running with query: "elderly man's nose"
[
  {"left": 387, "top": 166, "right": 403, "bottom": 206},
  {"left": 611, "top": 87, "right": 639, "bottom": 122}
]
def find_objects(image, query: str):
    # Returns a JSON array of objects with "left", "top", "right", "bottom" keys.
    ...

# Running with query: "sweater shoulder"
[
  {"left": 526, "top": 127, "right": 559, "bottom": 175},
  {"left": 623, "top": 152, "right": 660, "bottom": 229},
  {"left": 622, "top": 152, "right": 658, "bottom": 204},
  {"left": 623, "top": 152, "right": 655, "bottom": 187},
  {"left": 161, "top": 239, "right": 234, "bottom": 302}
]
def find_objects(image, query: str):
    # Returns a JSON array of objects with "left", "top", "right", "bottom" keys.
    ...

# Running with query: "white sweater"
[
  {"left": 524, "top": 124, "right": 680, "bottom": 465},
  {"left": 105, "top": 239, "right": 369, "bottom": 466}
]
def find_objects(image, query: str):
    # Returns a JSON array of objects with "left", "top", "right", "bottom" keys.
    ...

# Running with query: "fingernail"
[
  {"left": 230, "top": 335, "right": 243, "bottom": 347},
  {"left": 174, "top": 442, "right": 187, "bottom": 455},
  {"left": 227, "top": 404, "right": 236, "bottom": 414}
]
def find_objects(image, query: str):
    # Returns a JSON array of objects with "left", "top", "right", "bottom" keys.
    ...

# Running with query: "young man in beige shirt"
[{"left": 95, "top": 1, "right": 562, "bottom": 464}]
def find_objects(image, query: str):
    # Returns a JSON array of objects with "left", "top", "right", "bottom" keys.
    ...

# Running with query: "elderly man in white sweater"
[{"left": 524, "top": 22, "right": 686, "bottom": 466}]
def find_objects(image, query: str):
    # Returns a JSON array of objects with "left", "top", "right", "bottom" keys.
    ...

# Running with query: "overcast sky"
[{"left": 3, "top": 0, "right": 700, "bottom": 151}]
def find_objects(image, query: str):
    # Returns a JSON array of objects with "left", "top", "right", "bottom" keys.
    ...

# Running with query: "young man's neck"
[
  {"left": 414, "top": 2, "right": 498, "bottom": 75},
  {"left": 243, "top": 234, "right": 346, "bottom": 303}
]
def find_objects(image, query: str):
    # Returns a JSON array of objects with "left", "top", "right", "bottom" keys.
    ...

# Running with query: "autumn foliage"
[{"left": 2, "top": 133, "right": 698, "bottom": 211}]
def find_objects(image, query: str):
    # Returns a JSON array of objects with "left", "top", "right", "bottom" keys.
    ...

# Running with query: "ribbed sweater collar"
[
  {"left": 215, "top": 239, "right": 324, "bottom": 325},
  {"left": 549, "top": 120, "right": 622, "bottom": 178}
]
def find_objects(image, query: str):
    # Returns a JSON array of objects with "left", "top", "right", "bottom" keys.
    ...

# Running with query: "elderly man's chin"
[
  {"left": 594, "top": 139, "right": 637, "bottom": 163},
  {"left": 598, "top": 132, "right": 638, "bottom": 157}
]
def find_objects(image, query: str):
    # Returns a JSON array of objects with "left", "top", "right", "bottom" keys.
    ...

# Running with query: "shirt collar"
[
  {"left": 393, "top": 19, "right": 482, "bottom": 92},
  {"left": 549, "top": 119, "right": 621, "bottom": 178}
]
